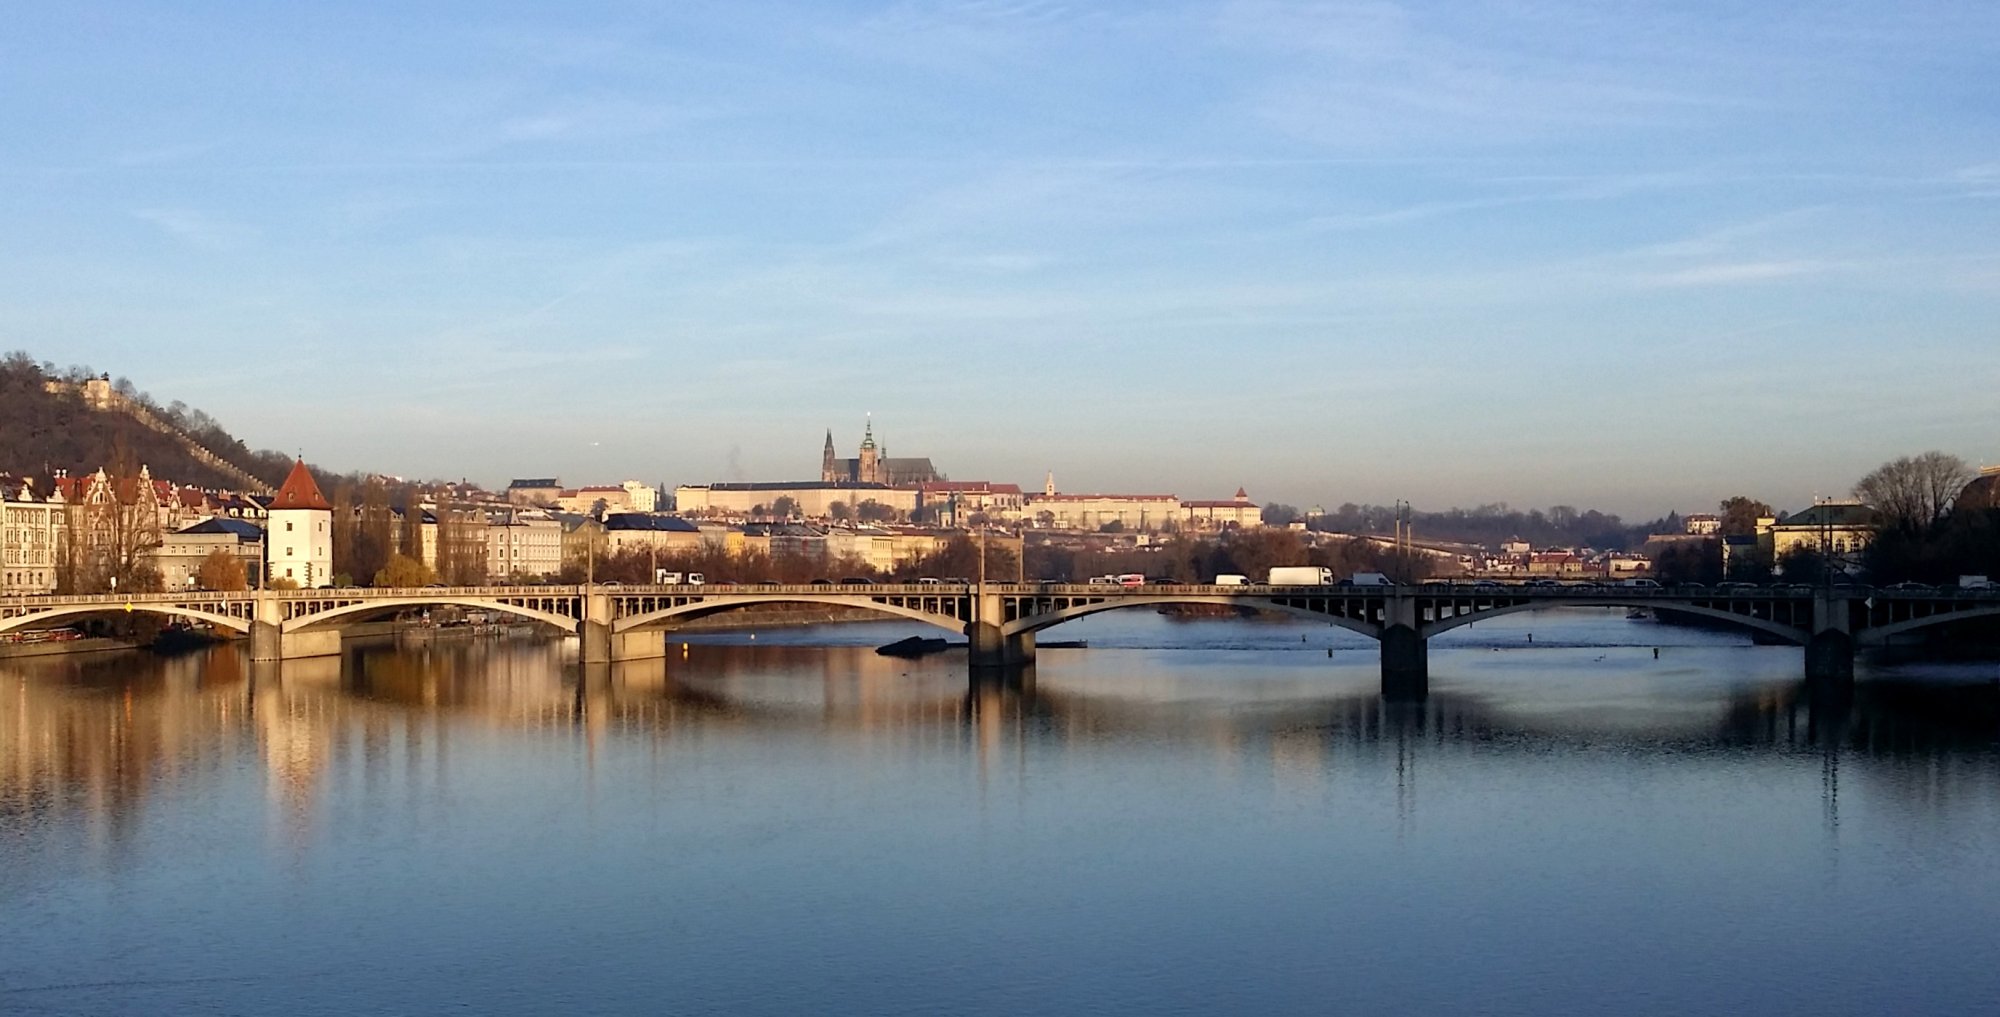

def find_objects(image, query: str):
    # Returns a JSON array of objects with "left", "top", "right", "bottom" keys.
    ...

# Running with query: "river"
[{"left": 3, "top": 608, "right": 1997, "bottom": 1015}]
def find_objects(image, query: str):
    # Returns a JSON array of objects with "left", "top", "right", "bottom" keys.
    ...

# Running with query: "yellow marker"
[{"left": 124, "top": 603, "right": 133, "bottom": 612}]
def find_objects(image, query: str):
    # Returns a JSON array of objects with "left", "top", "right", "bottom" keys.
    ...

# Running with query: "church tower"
[
  {"left": 857, "top": 416, "right": 880, "bottom": 485},
  {"left": 821, "top": 429, "right": 838, "bottom": 483}
]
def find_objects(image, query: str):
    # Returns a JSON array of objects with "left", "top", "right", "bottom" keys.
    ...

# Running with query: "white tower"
[{"left": 266, "top": 459, "right": 333, "bottom": 588}]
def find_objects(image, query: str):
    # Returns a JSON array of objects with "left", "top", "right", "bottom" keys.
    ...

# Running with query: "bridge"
[{"left": 6, "top": 583, "right": 1999, "bottom": 697}]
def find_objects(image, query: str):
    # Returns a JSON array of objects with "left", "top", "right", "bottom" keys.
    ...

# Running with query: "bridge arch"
[
  {"left": 614, "top": 595, "right": 966, "bottom": 635},
  {"left": 0, "top": 603, "right": 253, "bottom": 635},
  {"left": 1000, "top": 595, "right": 1385, "bottom": 641},
  {"left": 1422, "top": 599, "right": 1810, "bottom": 645},
  {"left": 1857, "top": 604, "right": 2000, "bottom": 647},
  {"left": 280, "top": 598, "right": 580, "bottom": 634}
]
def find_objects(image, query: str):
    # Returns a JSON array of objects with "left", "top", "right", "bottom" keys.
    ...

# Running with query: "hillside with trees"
[{"left": 0, "top": 352, "right": 297, "bottom": 490}]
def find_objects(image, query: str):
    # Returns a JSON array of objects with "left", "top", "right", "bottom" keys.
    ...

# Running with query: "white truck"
[{"left": 1268, "top": 566, "right": 1334, "bottom": 586}]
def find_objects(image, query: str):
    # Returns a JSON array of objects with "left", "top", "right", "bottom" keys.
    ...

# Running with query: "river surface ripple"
[{"left": 3, "top": 609, "right": 1998, "bottom": 1016}]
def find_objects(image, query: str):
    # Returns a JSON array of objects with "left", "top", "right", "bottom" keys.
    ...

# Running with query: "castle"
[{"left": 820, "top": 419, "right": 939, "bottom": 486}]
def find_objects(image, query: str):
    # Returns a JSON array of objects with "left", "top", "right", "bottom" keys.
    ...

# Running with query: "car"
[
  {"left": 1716, "top": 581, "right": 1758, "bottom": 591},
  {"left": 1470, "top": 580, "right": 1502, "bottom": 589},
  {"left": 1884, "top": 581, "right": 1935, "bottom": 592},
  {"left": 838, "top": 576, "right": 875, "bottom": 586},
  {"left": 915, "top": 577, "right": 943, "bottom": 585},
  {"left": 809, "top": 578, "right": 836, "bottom": 586},
  {"left": 1146, "top": 577, "right": 1182, "bottom": 586}
]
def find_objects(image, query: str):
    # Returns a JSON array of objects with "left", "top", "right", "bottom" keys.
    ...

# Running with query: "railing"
[{"left": 7, "top": 583, "right": 1997, "bottom": 609}]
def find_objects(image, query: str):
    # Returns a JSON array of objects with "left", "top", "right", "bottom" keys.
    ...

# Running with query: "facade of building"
[
  {"left": 1026, "top": 492, "right": 1181, "bottom": 531},
  {"left": 0, "top": 476, "right": 64, "bottom": 593},
  {"left": 915, "top": 482, "right": 1026, "bottom": 525},
  {"left": 1682, "top": 513, "right": 1722, "bottom": 536},
  {"left": 1758, "top": 502, "right": 1878, "bottom": 563},
  {"left": 155, "top": 518, "right": 264, "bottom": 590},
  {"left": 266, "top": 460, "right": 333, "bottom": 588},
  {"left": 1180, "top": 488, "right": 1263, "bottom": 530},
  {"left": 603, "top": 514, "right": 705, "bottom": 555},
  {"left": 675, "top": 482, "right": 921, "bottom": 519},
  {"left": 484, "top": 508, "right": 565, "bottom": 580},
  {"left": 820, "top": 420, "right": 939, "bottom": 486}
]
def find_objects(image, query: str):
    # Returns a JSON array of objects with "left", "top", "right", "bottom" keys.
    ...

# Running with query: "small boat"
[{"left": 1625, "top": 608, "right": 1650, "bottom": 620}]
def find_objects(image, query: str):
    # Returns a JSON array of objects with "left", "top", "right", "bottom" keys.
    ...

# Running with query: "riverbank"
[{"left": 0, "top": 636, "right": 142, "bottom": 658}]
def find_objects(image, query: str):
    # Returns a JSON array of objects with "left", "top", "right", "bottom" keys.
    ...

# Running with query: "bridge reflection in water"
[{"left": 5, "top": 636, "right": 1998, "bottom": 863}]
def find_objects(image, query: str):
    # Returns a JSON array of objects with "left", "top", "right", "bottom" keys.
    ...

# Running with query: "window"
[{"left": 286, "top": 521, "right": 294, "bottom": 531}]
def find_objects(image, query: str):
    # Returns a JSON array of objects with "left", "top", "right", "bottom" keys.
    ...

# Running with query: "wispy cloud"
[
  {"left": 1636, "top": 260, "right": 1832, "bottom": 288},
  {"left": 132, "top": 208, "right": 257, "bottom": 250},
  {"left": 1218, "top": 0, "right": 1748, "bottom": 149}
]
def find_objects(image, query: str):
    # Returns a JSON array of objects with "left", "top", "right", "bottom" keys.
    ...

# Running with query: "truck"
[
  {"left": 1268, "top": 566, "right": 1335, "bottom": 586},
  {"left": 1959, "top": 575, "right": 1993, "bottom": 590},
  {"left": 1347, "top": 571, "right": 1394, "bottom": 587}
]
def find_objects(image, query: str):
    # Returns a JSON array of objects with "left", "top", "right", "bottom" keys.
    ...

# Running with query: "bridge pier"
[
  {"left": 580, "top": 591, "right": 613, "bottom": 665},
  {"left": 1805, "top": 629, "right": 1854, "bottom": 686},
  {"left": 1380, "top": 624, "right": 1429, "bottom": 700},
  {"left": 968, "top": 624, "right": 1037, "bottom": 669},
  {"left": 1806, "top": 592, "right": 1855, "bottom": 691},
  {"left": 250, "top": 598, "right": 282, "bottom": 662},
  {"left": 1006, "top": 631, "right": 1036, "bottom": 665},
  {"left": 250, "top": 620, "right": 281, "bottom": 662}
]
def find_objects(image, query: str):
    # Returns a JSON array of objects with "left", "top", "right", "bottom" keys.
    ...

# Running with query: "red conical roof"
[{"left": 271, "top": 459, "right": 331, "bottom": 511}]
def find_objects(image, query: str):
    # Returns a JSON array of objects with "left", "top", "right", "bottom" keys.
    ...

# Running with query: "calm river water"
[{"left": 4, "top": 609, "right": 1999, "bottom": 1015}]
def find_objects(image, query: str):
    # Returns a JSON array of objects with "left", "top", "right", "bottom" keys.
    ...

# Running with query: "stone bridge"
[{"left": 6, "top": 583, "right": 1999, "bottom": 697}]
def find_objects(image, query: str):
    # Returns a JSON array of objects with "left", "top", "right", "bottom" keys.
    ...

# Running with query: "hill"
[{"left": 1, "top": 351, "right": 295, "bottom": 492}]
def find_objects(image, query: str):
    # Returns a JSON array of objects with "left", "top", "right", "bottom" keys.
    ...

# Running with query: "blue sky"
[{"left": 4, "top": 1, "right": 1996, "bottom": 518}]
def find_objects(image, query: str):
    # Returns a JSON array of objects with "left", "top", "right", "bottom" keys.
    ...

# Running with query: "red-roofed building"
[
  {"left": 915, "top": 481, "right": 1026, "bottom": 523},
  {"left": 267, "top": 459, "right": 332, "bottom": 587}
]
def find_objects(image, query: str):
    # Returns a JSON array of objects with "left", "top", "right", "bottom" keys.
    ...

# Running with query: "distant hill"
[{"left": 1, "top": 351, "right": 295, "bottom": 492}]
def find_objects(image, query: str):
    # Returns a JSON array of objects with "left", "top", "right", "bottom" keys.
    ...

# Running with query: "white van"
[{"left": 1214, "top": 574, "right": 1251, "bottom": 586}]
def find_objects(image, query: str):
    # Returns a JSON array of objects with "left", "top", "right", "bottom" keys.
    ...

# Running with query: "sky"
[{"left": 3, "top": 1, "right": 1996, "bottom": 519}]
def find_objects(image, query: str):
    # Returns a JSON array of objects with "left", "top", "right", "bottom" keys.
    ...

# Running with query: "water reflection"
[
  {"left": 6, "top": 621, "right": 2000, "bottom": 1016},
  {"left": 7, "top": 631, "right": 1997, "bottom": 848}
]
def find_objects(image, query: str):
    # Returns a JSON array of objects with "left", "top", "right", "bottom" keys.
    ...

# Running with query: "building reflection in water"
[{"left": 4, "top": 635, "right": 1999, "bottom": 867}]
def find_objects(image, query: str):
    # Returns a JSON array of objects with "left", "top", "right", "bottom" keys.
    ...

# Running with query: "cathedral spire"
[{"left": 860, "top": 413, "right": 876, "bottom": 450}]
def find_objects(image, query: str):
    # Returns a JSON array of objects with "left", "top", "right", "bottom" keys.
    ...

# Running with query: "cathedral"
[{"left": 820, "top": 419, "right": 939, "bottom": 486}]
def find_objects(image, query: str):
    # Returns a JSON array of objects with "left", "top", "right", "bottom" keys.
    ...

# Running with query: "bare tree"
[{"left": 1855, "top": 451, "right": 1971, "bottom": 533}]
